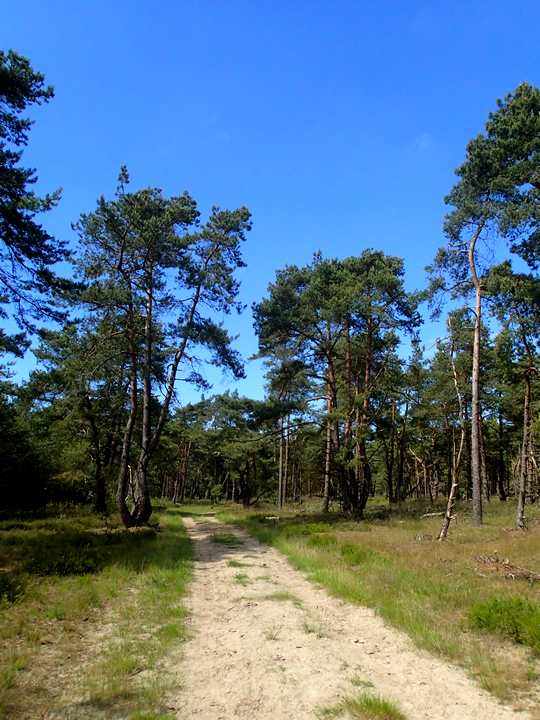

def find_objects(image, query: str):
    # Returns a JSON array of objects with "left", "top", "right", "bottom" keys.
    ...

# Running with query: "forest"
[
  {"left": 2, "top": 50, "right": 540, "bottom": 535},
  {"left": 4, "top": 45, "right": 540, "bottom": 720}
]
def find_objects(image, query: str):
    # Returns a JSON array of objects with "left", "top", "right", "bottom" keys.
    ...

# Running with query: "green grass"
[
  {"left": 264, "top": 590, "right": 299, "bottom": 603},
  {"left": 301, "top": 614, "right": 329, "bottom": 638},
  {"left": 218, "top": 498, "right": 540, "bottom": 703},
  {"left": 318, "top": 692, "right": 407, "bottom": 719},
  {"left": 211, "top": 532, "right": 244, "bottom": 547},
  {"left": 468, "top": 596, "right": 540, "bottom": 655},
  {"left": 264, "top": 623, "right": 281, "bottom": 640},
  {"left": 234, "top": 572, "right": 252, "bottom": 586},
  {"left": 0, "top": 506, "right": 193, "bottom": 718},
  {"left": 350, "top": 676, "right": 374, "bottom": 689}
]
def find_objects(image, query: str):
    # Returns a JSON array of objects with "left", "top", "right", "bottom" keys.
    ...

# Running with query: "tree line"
[{"left": 2, "top": 49, "right": 540, "bottom": 531}]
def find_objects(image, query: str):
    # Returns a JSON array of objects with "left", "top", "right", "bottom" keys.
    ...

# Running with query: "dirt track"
[{"left": 167, "top": 516, "right": 532, "bottom": 720}]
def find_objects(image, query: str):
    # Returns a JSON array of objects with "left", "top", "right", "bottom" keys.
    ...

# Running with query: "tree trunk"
[
  {"left": 356, "top": 317, "right": 373, "bottom": 515},
  {"left": 479, "top": 413, "right": 490, "bottom": 503},
  {"left": 284, "top": 412, "right": 290, "bottom": 504},
  {"left": 131, "top": 272, "right": 154, "bottom": 525},
  {"left": 439, "top": 328, "right": 466, "bottom": 541},
  {"left": 469, "top": 245, "right": 483, "bottom": 525},
  {"left": 517, "top": 371, "right": 531, "bottom": 529},
  {"left": 278, "top": 414, "right": 284, "bottom": 510},
  {"left": 84, "top": 396, "right": 107, "bottom": 513},
  {"left": 497, "top": 405, "right": 507, "bottom": 501},
  {"left": 323, "top": 386, "right": 332, "bottom": 513},
  {"left": 117, "top": 328, "right": 139, "bottom": 528}
]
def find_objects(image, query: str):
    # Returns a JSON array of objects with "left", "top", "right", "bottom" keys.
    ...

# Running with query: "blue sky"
[{"left": 4, "top": 0, "right": 540, "bottom": 402}]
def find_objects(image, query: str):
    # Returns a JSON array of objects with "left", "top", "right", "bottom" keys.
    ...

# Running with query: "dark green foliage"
[
  {"left": 0, "top": 49, "right": 67, "bottom": 336},
  {"left": 21, "top": 527, "right": 155, "bottom": 575},
  {"left": 0, "top": 516, "right": 166, "bottom": 602},
  {"left": 71, "top": 171, "right": 251, "bottom": 526},
  {"left": 254, "top": 250, "right": 421, "bottom": 514},
  {"left": 468, "top": 596, "right": 540, "bottom": 655},
  {"left": 0, "top": 571, "right": 25, "bottom": 603},
  {"left": 0, "top": 395, "right": 50, "bottom": 514},
  {"left": 23, "top": 531, "right": 105, "bottom": 575}
]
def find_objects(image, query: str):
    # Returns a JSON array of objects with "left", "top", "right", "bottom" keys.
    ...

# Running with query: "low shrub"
[{"left": 467, "top": 596, "right": 540, "bottom": 656}]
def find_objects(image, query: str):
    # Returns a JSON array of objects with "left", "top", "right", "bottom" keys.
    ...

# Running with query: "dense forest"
[{"left": 3, "top": 49, "right": 540, "bottom": 533}]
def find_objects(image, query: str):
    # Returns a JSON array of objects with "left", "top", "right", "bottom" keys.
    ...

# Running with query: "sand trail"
[{"left": 168, "top": 516, "right": 532, "bottom": 720}]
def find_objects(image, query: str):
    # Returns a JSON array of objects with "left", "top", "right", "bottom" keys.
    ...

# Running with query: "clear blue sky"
[{"left": 4, "top": 0, "right": 540, "bottom": 402}]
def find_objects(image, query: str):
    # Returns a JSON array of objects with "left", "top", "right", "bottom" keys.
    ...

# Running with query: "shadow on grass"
[{"left": 0, "top": 508, "right": 192, "bottom": 603}]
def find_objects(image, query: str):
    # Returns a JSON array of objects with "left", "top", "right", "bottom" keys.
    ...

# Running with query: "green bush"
[
  {"left": 467, "top": 596, "right": 540, "bottom": 655},
  {"left": 24, "top": 535, "right": 103, "bottom": 575}
]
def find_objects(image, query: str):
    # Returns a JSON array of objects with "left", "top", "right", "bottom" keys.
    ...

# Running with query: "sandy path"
[{"left": 168, "top": 516, "right": 532, "bottom": 720}]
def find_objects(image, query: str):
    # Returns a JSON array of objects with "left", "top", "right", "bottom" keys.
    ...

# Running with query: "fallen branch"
[
  {"left": 473, "top": 554, "right": 540, "bottom": 583},
  {"left": 503, "top": 561, "right": 540, "bottom": 583}
]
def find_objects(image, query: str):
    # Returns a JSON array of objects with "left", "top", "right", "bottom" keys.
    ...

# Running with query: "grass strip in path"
[{"left": 317, "top": 691, "right": 408, "bottom": 720}]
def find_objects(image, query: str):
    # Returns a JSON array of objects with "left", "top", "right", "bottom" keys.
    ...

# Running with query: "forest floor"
[{"left": 167, "top": 513, "right": 534, "bottom": 720}]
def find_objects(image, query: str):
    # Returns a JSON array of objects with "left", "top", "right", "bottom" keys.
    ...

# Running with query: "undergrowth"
[{"left": 468, "top": 596, "right": 540, "bottom": 655}]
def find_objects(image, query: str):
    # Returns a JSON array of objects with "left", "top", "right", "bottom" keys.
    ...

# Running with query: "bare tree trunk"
[
  {"left": 480, "top": 413, "right": 490, "bottom": 503},
  {"left": 356, "top": 317, "right": 373, "bottom": 515},
  {"left": 83, "top": 396, "right": 107, "bottom": 513},
  {"left": 440, "top": 327, "right": 466, "bottom": 541},
  {"left": 497, "top": 405, "right": 507, "bottom": 501},
  {"left": 132, "top": 272, "right": 154, "bottom": 525},
  {"left": 284, "top": 412, "right": 290, "bottom": 504}
]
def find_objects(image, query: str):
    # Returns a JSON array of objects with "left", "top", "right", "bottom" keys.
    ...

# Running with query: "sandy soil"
[{"left": 167, "top": 515, "right": 533, "bottom": 720}]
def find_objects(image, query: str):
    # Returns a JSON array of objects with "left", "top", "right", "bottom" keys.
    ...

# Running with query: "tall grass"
[{"left": 219, "top": 498, "right": 540, "bottom": 704}]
